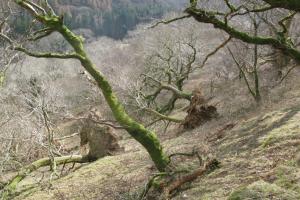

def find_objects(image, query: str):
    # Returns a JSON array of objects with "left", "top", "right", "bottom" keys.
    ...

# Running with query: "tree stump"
[{"left": 182, "top": 89, "right": 218, "bottom": 129}]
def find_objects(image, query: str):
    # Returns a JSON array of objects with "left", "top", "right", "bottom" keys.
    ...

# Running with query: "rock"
[{"left": 80, "top": 120, "right": 123, "bottom": 162}]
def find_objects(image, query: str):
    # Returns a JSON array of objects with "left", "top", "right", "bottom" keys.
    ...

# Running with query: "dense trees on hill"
[
  {"left": 1, "top": 0, "right": 300, "bottom": 199},
  {"left": 10, "top": 0, "right": 173, "bottom": 39}
]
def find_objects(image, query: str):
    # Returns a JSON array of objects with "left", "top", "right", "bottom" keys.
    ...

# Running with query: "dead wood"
[
  {"left": 207, "top": 123, "right": 237, "bottom": 142},
  {"left": 182, "top": 89, "right": 218, "bottom": 129},
  {"left": 162, "top": 159, "right": 220, "bottom": 199}
]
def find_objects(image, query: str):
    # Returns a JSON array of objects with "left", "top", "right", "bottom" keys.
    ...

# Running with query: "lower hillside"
[
  {"left": 10, "top": 101, "right": 300, "bottom": 199},
  {"left": 1, "top": 1, "right": 300, "bottom": 200}
]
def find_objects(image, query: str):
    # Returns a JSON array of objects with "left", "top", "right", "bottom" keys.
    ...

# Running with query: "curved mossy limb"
[
  {"left": 263, "top": 0, "right": 300, "bottom": 11},
  {"left": 57, "top": 26, "right": 169, "bottom": 171},
  {"left": 14, "top": 1, "right": 170, "bottom": 172},
  {"left": 1, "top": 155, "right": 84, "bottom": 200},
  {"left": 185, "top": 5, "right": 300, "bottom": 63}
]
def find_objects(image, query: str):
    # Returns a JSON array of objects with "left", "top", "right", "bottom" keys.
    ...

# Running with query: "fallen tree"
[
  {"left": 182, "top": 89, "right": 218, "bottom": 129},
  {"left": 1, "top": 155, "right": 84, "bottom": 199},
  {"left": 139, "top": 151, "right": 220, "bottom": 200}
]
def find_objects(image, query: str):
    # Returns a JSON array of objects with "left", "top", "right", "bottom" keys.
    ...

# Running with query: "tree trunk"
[
  {"left": 58, "top": 26, "right": 169, "bottom": 171},
  {"left": 263, "top": 0, "right": 300, "bottom": 11},
  {"left": 12, "top": 1, "right": 170, "bottom": 172},
  {"left": 2, "top": 155, "right": 84, "bottom": 199}
]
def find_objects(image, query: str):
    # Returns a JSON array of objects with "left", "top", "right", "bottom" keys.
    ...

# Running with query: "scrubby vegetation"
[{"left": 0, "top": 0, "right": 300, "bottom": 199}]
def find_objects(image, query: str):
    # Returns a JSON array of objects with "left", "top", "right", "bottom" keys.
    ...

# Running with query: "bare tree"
[
  {"left": 136, "top": 35, "right": 197, "bottom": 115},
  {"left": 0, "top": 0, "right": 169, "bottom": 175},
  {"left": 227, "top": 15, "right": 262, "bottom": 103},
  {"left": 157, "top": 1, "right": 300, "bottom": 63}
]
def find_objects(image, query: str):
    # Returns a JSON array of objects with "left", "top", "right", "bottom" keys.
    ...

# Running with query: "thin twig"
[{"left": 149, "top": 15, "right": 191, "bottom": 29}]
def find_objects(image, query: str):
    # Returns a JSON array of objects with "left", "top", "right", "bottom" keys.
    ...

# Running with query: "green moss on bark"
[{"left": 13, "top": 1, "right": 170, "bottom": 172}]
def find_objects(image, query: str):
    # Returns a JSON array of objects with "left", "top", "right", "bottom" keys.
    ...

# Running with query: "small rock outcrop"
[
  {"left": 57, "top": 107, "right": 123, "bottom": 161},
  {"left": 80, "top": 119, "right": 123, "bottom": 162}
]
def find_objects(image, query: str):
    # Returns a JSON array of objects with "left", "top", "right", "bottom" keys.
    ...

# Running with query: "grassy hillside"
[
  {"left": 5, "top": 21, "right": 300, "bottom": 198},
  {"left": 9, "top": 97, "right": 300, "bottom": 199},
  {"left": 1, "top": 2, "right": 300, "bottom": 199}
]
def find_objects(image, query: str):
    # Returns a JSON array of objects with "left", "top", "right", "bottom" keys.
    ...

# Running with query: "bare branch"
[
  {"left": 227, "top": 47, "right": 256, "bottom": 98},
  {"left": 143, "top": 108, "right": 183, "bottom": 123},
  {"left": 14, "top": 46, "right": 80, "bottom": 59},
  {"left": 278, "top": 11, "right": 296, "bottom": 34},
  {"left": 149, "top": 15, "right": 191, "bottom": 29},
  {"left": 196, "top": 36, "right": 232, "bottom": 69},
  {"left": 278, "top": 63, "right": 298, "bottom": 84},
  {"left": 63, "top": 116, "right": 125, "bottom": 130}
]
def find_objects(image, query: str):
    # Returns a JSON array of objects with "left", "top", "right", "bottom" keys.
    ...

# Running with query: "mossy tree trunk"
[
  {"left": 185, "top": 2, "right": 300, "bottom": 63},
  {"left": 12, "top": 0, "right": 169, "bottom": 172},
  {"left": 262, "top": 0, "right": 300, "bottom": 11},
  {"left": 2, "top": 155, "right": 84, "bottom": 199}
]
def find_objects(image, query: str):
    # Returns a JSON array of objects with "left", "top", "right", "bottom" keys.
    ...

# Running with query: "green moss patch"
[{"left": 259, "top": 111, "right": 300, "bottom": 148}]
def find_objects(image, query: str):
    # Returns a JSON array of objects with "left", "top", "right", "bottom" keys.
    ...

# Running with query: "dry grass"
[{"left": 7, "top": 99, "right": 299, "bottom": 199}]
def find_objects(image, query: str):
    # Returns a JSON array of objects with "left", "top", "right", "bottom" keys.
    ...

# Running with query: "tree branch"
[
  {"left": 197, "top": 36, "right": 232, "bottom": 69},
  {"left": 150, "top": 15, "right": 192, "bottom": 28},
  {"left": 143, "top": 108, "right": 183, "bottom": 123},
  {"left": 262, "top": 0, "right": 300, "bottom": 11},
  {"left": 185, "top": 6, "right": 300, "bottom": 62},
  {"left": 1, "top": 155, "right": 85, "bottom": 199},
  {"left": 14, "top": 46, "right": 80, "bottom": 59}
]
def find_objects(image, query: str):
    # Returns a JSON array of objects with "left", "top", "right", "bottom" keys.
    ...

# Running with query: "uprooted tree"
[
  {"left": 0, "top": 2, "right": 221, "bottom": 199},
  {"left": 128, "top": 32, "right": 198, "bottom": 127},
  {"left": 129, "top": 16, "right": 232, "bottom": 128},
  {"left": 156, "top": 0, "right": 300, "bottom": 105}
]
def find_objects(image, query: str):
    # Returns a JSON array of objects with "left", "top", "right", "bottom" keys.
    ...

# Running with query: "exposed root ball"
[{"left": 182, "top": 89, "right": 218, "bottom": 129}]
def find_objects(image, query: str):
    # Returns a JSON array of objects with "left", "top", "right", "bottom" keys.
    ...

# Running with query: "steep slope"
[{"left": 9, "top": 102, "right": 300, "bottom": 199}]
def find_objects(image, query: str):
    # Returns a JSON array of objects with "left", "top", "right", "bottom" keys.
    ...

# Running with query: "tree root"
[
  {"left": 139, "top": 157, "right": 220, "bottom": 200},
  {"left": 1, "top": 155, "right": 85, "bottom": 200},
  {"left": 168, "top": 149, "right": 203, "bottom": 166},
  {"left": 162, "top": 159, "right": 220, "bottom": 200}
]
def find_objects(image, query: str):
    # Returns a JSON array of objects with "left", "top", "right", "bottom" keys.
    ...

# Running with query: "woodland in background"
[
  {"left": 0, "top": 0, "right": 300, "bottom": 199},
  {"left": 11, "top": 0, "right": 185, "bottom": 39}
]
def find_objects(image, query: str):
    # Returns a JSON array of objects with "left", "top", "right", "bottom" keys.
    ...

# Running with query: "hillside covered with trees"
[
  {"left": 11, "top": 0, "right": 186, "bottom": 39},
  {"left": 0, "top": 0, "right": 300, "bottom": 199}
]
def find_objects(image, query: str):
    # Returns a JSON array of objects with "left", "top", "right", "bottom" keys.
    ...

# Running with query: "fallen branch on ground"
[
  {"left": 207, "top": 123, "right": 237, "bottom": 142},
  {"left": 168, "top": 148, "right": 203, "bottom": 166},
  {"left": 162, "top": 159, "right": 220, "bottom": 200},
  {"left": 139, "top": 149, "right": 220, "bottom": 200},
  {"left": 1, "top": 155, "right": 85, "bottom": 200}
]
